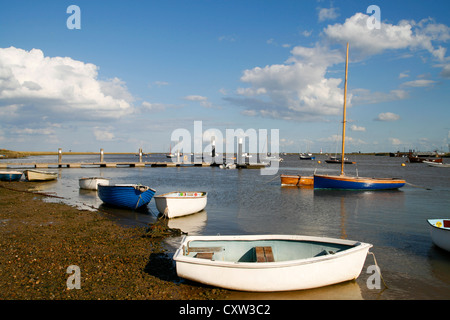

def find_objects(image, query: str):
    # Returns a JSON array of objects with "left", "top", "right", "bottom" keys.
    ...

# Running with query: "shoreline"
[{"left": 0, "top": 181, "right": 228, "bottom": 300}]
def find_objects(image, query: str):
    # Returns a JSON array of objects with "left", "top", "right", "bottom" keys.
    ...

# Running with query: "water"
[{"left": 4, "top": 153, "right": 450, "bottom": 299}]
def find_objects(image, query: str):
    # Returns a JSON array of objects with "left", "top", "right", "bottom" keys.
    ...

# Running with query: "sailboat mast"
[{"left": 340, "top": 42, "right": 349, "bottom": 176}]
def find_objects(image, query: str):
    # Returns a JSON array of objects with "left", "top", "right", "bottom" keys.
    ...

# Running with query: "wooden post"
[
  {"left": 58, "top": 148, "right": 62, "bottom": 164},
  {"left": 100, "top": 148, "right": 104, "bottom": 162}
]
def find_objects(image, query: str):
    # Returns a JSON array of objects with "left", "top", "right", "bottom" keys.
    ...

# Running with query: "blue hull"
[
  {"left": 314, "top": 174, "right": 405, "bottom": 190},
  {"left": 98, "top": 184, "right": 156, "bottom": 209},
  {"left": 0, "top": 172, "right": 23, "bottom": 182}
]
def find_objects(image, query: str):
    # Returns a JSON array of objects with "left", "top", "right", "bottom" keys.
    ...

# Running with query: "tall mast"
[{"left": 340, "top": 43, "right": 349, "bottom": 176}]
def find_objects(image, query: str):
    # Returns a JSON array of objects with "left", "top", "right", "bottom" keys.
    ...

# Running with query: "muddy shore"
[{"left": 0, "top": 181, "right": 228, "bottom": 300}]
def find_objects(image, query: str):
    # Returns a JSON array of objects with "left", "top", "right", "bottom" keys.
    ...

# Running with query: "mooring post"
[
  {"left": 58, "top": 148, "right": 62, "bottom": 164},
  {"left": 238, "top": 138, "right": 243, "bottom": 165},
  {"left": 100, "top": 148, "right": 104, "bottom": 162},
  {"left": 212, "top": 137, "right": 216, "bottom": 164}
]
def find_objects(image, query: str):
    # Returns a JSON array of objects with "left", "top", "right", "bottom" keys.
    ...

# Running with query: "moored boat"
[
  {"left": 280, "top": 174, "right": 313, "bottom": 187},
  {"left": 325, "top": 156, "right": 355, "bottom": 164},
  {"left": 424, "top": 161, "right": 450, "bottom": 168},
  {"left": 313, "top": 43, "right": 405, "bottom": 191},
  {"left": 314, "top": 174, "right": 406, "bottom": 190},
  {"left": 299, "top": 153, "right": 315, "bottom": 160},
  {"left": 427, "top": 219, "right": 450, "bottom": 252},
  {"left": 0, "top": 170, "right": 23, "bottom": 182},
  {"left": 98, "top": 184, "right": 156, "bottom": 209},
  {"left": 79, "top": 177, "right": 110, "bottom": 190},
  {"left": 173, "top": 234, "right": 372, "bottom": 292},
  {"left": 24, "top": 169, "right": 57, "bottom": 181},
  {"left": 154, "top": 191, "right": 207, "bottom": 218}
]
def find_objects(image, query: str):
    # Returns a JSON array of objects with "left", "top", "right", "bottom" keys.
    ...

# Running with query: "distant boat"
[
  {"left": 154, "top": 191, "right": 207, "bottom": 219},
  {"left": 299, "top": 153, "right": 315, "bottom": 160},
  {"left": 98, "top": 184, "right": 156, "bottom": 210},
  {"left": 427, "top": 219, "right": 450, "bottom": 252},
  {"left": 313, "top": 43, "right": 405, "bottom": 190},
  {"left": 173, "top": 234, "right": 372, "bottom": 292},
  {"left": 280, "top": 174, "right": 313, "bottom": 187},
  {"left": 0, "top": 171, "right": 23, "bottom": 182},
  {"left": 24, "top": 169, "right": 57, "bottom": 181},
  {"left": 79, "top": 177, "right": 110, "bottom": 190},
  {"left": 425, "top": 161, "right": 450, "bottom": 168},
  {"left": 325, "top": 156, "right": 355, "bottom": 164},
  {"left": 408, "top": 156, "right": 442, "bottom": 163}
]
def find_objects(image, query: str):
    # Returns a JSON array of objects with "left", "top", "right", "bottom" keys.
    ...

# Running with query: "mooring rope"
[{"left": 368, "top": 251, "right": 389, "bottom": 289}]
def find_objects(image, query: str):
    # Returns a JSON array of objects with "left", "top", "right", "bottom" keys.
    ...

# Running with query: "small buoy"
[
  {"left": 401, "top": 163, "right": 405, "bottom": 167},
  {"left": 317, "top": 160, "right": 321, "bottom": 164}
]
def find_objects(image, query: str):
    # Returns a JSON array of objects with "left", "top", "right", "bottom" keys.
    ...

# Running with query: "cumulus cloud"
[
  {"left": 230, "top": 44, "right": 347, "bottom": 121},
  {"left": 318, "top": 7, "right": 339, "bottom": 22},
  {"left": 350, "top": 125, "right": 366, "bottom": 132},
  {"left": 0, "top": 46, "right": 134, "bottom": 122},
  {"left": 375, "top": 112, "right": 400, "bottom": 121},
  {"left": 323, "top": 13, "right": 450, "bottom": 62}
]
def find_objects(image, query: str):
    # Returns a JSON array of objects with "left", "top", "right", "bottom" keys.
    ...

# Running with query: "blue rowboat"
[
  {"left": 98, "top": 184, "right": 156, "bottom": 209},
  {"left": 0, "top": 171, "right": 23, "bottom": 182},
  {"left": 314, "top": 174, "right": 406, "bottom": 190}
]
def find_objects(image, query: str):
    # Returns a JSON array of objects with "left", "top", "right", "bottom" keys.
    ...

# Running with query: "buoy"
[
  {"left": 401, "top": 163, "right": 405, "bottom": 167},
  {"left": 318, "top": 160, "right": 321, "bottom": 164}
]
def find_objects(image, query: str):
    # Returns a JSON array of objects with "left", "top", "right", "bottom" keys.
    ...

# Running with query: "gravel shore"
[{"left": 0, "top": 181, "right": 228, "bottom": 300}]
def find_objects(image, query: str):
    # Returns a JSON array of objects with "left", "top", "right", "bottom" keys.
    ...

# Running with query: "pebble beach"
[{"left": 0, "top": 181, "right": 227, "bottom": 300}]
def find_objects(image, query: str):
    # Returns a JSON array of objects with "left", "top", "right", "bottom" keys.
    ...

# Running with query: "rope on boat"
[
  {"left": 368, "top": 251, "right": 389, "bottom": 289},
  {"left": 405, "top": 182, "right": 431, "bottom": 190}
]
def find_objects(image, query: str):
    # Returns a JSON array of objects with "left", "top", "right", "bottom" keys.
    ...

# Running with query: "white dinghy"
[
  {"left": 154, "top": 191, "right": 207, "bottom": 219},
  {"left": 173, "top": 234, "right": 372, "bottom": 292}
]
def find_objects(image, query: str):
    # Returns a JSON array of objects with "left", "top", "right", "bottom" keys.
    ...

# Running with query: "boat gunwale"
[
  {"left": 154, "top": 191, "right": 207, "bottom": 199},
  {"left": 174, "top": 234, "right": 372, "bottom": 269},
  {"left": 313, "top": 174, "right": 406, "bottom": 184},
  {"left": 98, "top": 184, "right": 156, "bottom": 193},
  {"left": 427, "top": 219, "right": 450, "bottom": 231}
]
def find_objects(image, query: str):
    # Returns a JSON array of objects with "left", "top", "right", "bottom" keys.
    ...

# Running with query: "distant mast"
[{"left": 340, "top": 42, "right": 349, "bottom": 176}]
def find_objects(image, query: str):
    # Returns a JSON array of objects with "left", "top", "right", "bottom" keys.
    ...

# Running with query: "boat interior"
[{"left": 183, "top": 239, "right": 354, "bottom": 263}]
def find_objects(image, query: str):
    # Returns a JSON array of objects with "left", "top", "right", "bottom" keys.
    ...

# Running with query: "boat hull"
[
  {"left": 24, "top": 170, "right": 57, "bottom": 181},
  {"left": 154, "top": 191, "right": 207, "bottom": 218},
  {"left": 173, "top": 234, "right": 372, "bottom": 292},
  {"left": 98, "top": 184, "right": 156, "bottom": 209},
  {"left": 428, "top": 219, "right": 450, "bottom": 252},
  {"left": 314, "top": 174, "right": 405, "bottom": 190},
  {"left": 280, "top": 174, "right": 313, "bottom": 187},
  {"left": 0, "top": 171, "right": 23, "bottom": 182},
  {"left": 79, "top": 177, "right": 110, "bottom": 190}
]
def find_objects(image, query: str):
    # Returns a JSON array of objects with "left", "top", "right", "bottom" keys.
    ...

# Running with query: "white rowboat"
[
  {"left": 427, "top": 219, "right": 450, "bottom": 252},
  {"left": 154, "top": 191, "right": 207, "bottom": 218},
  {"left": 173, "top": 234, "right": 372, "bottom": 292},
  {"left": 79, "top": 177, "right": 110, "bottom": 190},
  {"left": 24, "top": 169, "right": 57, "bottom": 181}
]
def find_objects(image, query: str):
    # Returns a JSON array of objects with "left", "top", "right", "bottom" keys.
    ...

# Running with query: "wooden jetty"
[{"left": 0, "top": 148, "right": 268, "bottom": 170}]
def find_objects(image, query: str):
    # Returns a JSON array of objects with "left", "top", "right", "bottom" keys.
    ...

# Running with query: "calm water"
[{"left": 4, "top": 153, "right": 450, "bottom": 299}]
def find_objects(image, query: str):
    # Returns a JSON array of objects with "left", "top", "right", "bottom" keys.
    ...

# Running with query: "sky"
[{"left": 1, "top": 0, "right": 450, "bottom": 154}]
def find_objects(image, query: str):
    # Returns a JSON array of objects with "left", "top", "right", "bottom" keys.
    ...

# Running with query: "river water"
[{"left": 4, "top": 153, "right": 450, "bottom": 300}]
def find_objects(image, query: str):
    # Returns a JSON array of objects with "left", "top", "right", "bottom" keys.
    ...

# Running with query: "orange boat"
[{"left": 280, "top": 174, "right": 314, "bottom": 187}]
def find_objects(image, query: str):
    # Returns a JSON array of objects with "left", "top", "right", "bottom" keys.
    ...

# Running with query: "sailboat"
[{"left": 314, "top": 43, "right": 405, "bottom": 190}]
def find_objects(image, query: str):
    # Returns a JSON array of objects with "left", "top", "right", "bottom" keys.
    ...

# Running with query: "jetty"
[{"left": 0, "top": 148, "right": 268, "bottom": 170}]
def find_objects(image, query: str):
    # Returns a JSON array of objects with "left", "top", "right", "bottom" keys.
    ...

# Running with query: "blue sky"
[{"left": 1, "top": 0, "right": 450, "bottom": 153}]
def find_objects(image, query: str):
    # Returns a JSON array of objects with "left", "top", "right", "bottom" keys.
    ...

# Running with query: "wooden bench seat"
[{"left": 255, "top": 246, "right": 274, "bottom": 262}]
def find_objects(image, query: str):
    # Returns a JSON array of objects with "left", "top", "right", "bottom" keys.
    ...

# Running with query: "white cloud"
[
  {"left": 318, "top": 7, "right": 339, "bottom": 22},
  {"left": 183, "top": 95, "right": 208, "bottom": 101},
  {"left": 232, "top": 44, "right": 347, "bottom": 121},
  {"left": 350, "top": 125, "right": 366, "bottom": 132},
  {"left": 375, "top": 112, "right": 400, "bottom": 121},
  {"left": 323, "top": 13, "right": 449, "bottom": 62},
  {"left": 93, "top": 127, "right": 115, "bottom": 141},
  {"left": 389, "top": 138, "right": 403, "bottom": 145},
  {"left": 401, "top": 79, "right": 437, "bottom": 87},
  {"left": 0, "top": 47, "right": 134, "bottom": 121}
]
